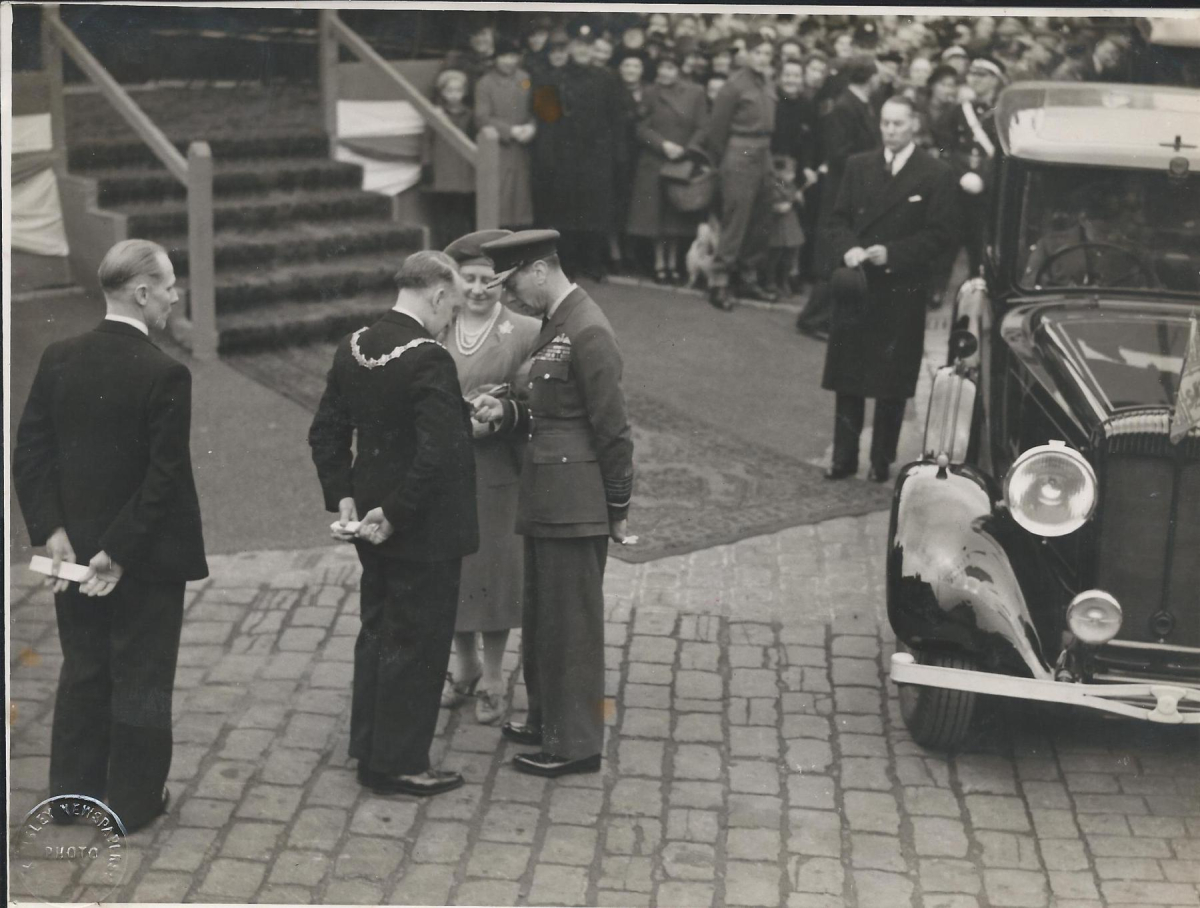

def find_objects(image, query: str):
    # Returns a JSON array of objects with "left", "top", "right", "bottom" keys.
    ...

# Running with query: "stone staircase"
[{"left": 66, "top": 131, "right": 424, "bottom": 353}]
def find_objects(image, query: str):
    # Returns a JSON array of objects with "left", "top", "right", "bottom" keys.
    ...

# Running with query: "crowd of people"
[{"left": 420, "top": 12, "right": 1138, "bottom": 314}]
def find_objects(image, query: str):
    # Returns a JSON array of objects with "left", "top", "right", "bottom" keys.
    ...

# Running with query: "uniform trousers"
[
  {"left": 352, "top": 549, "right": 461, "bottom": 775},
  {"left": 713, "top": 138, "right": 774, "bottom": 289},
  {"left": 833, "top": 394, "right": 907, "bottom": 472},
  {"left": 521, "top": 535, "right": 608, "bottom": 760},
  {"left": 51, "top": 576, "right": 184, "bottom": 831}
]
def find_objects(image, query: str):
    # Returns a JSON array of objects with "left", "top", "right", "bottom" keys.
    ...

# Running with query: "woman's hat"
[{"left": 443, "top": 229, "right": 514, "bottom": 269}]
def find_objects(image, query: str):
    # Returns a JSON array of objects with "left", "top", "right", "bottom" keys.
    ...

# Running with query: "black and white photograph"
[{"left": 6, "top": 3, "right": 1200, "bottom": 906}]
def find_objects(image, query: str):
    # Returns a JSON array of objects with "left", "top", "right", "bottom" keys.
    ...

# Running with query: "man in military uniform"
[
  {"left": 474, "top": 230, "right": 634, "bottom": 777},
  {"left": 942, "top": 56, "right": 1005, "bottom": 276},
  {"left": 697, "top": 33, "right": 779, "bottom": 311}
]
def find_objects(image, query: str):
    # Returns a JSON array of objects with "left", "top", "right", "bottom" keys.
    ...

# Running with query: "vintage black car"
[{"left": 888, "top": 82, "right": 1200, "bottom": 749}]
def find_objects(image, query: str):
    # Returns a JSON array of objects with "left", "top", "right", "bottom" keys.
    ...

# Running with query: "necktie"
[{"left": 885, "top": 152, "right": 894, "bottom": 178}]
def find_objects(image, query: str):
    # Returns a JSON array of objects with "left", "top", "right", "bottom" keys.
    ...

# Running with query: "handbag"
[
  {"left": 659, "top": 159, "right": 695, "bottom": 183},
  {"left": 664, "top": 150, "right": 717, "bottom": 214}
]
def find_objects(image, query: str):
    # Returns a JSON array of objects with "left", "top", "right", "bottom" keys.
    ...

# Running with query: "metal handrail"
[
  {"left": 325, "top": 11, "right": 477, "bottom": 165},
  {"left": 320, "top": 10, "right": 501, "bottom": 229},
  {"left": 42, "top": 5, "right": 217, "bottom": 360}
]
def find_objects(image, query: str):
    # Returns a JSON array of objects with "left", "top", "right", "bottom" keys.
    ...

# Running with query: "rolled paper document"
[
  {"left": 330, "top": 520, "right": 362, "bottom": 534},
  {"left": 30, "top": 555, "right": 91, "bottom": 583}
]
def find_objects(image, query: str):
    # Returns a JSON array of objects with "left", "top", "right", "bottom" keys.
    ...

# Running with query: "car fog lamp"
[
  {"left": 1067, "top": 590, "right": 1122, "bottom": 645},
  {"left": 1004, "top": 443, "right": 1097, "bottom": 536}
]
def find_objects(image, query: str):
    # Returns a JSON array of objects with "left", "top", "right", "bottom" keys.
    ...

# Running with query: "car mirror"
[{"left": 949, "top": 329, "right": 979, "bottom": 362}]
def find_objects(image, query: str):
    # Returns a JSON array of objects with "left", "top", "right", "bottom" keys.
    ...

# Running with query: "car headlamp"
[
  {"left": 1004, "top": 442, "right": 1097, "bottom": 537},
  {"left": 1066, "top": 590, "right": 1122, "bottom": 645}
]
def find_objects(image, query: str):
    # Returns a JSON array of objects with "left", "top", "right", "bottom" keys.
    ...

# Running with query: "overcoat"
[
  {"left": 531, "top": 62, "right": 625, "bottom": 233},
  {"left": 447, "top": 306, "right": 540, "bottom": 632},
  {"left": 821, "top": 147, "right": 959, "bottom": 399},
  {"left": 626, "top": 79, "right": 709, "bottom": 239},
  {"left": 474, "top": 68, "right": 536, "bottom": 228},
  {"left": 421, "top": 105, "right": 476, "bottom": 194},
  {"left": 818, "top": 88, "right": 880, "bottom": 219}
]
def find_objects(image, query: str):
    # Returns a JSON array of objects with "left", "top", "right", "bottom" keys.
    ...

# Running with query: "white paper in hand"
[{"left": 30, "top": 555, "right": 91, "bottom": 583}]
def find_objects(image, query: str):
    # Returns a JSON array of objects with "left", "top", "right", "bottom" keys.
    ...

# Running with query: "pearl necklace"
[{"left": 455, "top": 303, "right": 502, "bottom": 357}]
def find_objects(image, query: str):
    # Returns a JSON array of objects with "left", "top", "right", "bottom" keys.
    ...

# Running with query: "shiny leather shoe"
[
  {"left": 500, "top": 721, "right": 543, "bottom": 746},
  {"left": 708, "top": 285, "right": 734, "bottom": 311},
  {"left": 737, "top": 281, "right": 779, "bottom": 303},
  {"left": 358, "top": 766, "right": 464, "bottom": 797},
  {"left": 512, "top": 752, "right": 602, "bottom": 778},
  {"left": 121, "top": 788, "right": 170, "bottom": 834},
  {"left": 867, "top": 464, "right": 891, "bottom": 483}
]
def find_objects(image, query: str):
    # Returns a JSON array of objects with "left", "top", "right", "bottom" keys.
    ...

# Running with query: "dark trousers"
[
  {"left": 51, "top": 576, "right": 184, "bottom": 831},
  {"left": 352, "top": 549, "right": 461, "bottom": 775},
  {"left": 796, "top": 279, "right": 834, "bottom": 332},
  {"left": 522, "top": 535, "right": 608, "bottom": 760},
  {"left": 833, "top": 394, "right": 907, "bottom": 472},
  {"left": 713, "top": 140, "right": 773, "bottom": 288}
]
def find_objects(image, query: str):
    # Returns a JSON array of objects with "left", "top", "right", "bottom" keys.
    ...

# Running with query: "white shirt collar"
[
  {"left": 848, "top": 83, "right": 871, "bottom": 104},
  {"left": 547, "top": 283, "right": 578, "bottom": 320},
  {"left": 884, "top": 142, "right": 916, "bottom": 174},
  {"left": 391, "top": 303, "right": 426, "bottom": 329},
  {"left": 105, "top": 314, "right": 149, "bottom": 336}
]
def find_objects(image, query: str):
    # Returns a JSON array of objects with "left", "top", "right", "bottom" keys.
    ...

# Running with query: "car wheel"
[{"left": 897, "top": 646, "right": 977, "bottom": 751}]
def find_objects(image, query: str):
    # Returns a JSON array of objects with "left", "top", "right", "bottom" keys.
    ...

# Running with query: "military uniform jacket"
[
  {"left": 308, "top": 311, "right": 479, "bottom": 561},
  {"left": 501, "top": 287, "right": 634, "bottom": 538}
]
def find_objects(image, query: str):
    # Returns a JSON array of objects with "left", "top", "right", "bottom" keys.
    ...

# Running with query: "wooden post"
[
  {"left": 475, "top": 128, "right": 501, "bottom": 230},
  {"left": 318, "top": 9, "right": 338, "bottom": 155},
  {"left": 186, "top": 142, "right": 218, "bottom": 360},
  {"left": 42, "top": 4, "right": 66, "bottom": 169}
]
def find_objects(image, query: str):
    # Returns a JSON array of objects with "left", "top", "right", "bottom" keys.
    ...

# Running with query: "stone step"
[
  {"left": 163, "top": 221, "right": 426, "bottom": 277},
  {"left": 216, "top": 291, "right": 398, "bottom": 353},
  {"left": 91, "top": 157, "right": 364, "bottom": 207},
  {"left": 197, "top": 251, "right": 409, "bottom": 313},
  {"left": 117, "top": 187, "right": 394, "bottom": 236},
  {"left": 67, "top": 131, "right": 331, "bottom": 172}
]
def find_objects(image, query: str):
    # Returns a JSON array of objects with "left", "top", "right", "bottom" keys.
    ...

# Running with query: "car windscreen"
[
  {"left": 1016, "top": 166, "right": 1200, "bottom": 295},
  {"left": 1047, "top": 314, "right": 1192, "bottom": 409}
]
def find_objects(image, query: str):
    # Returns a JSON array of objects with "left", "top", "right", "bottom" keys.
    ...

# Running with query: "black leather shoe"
[
  {"left": 824, "top": 465, "right": 856, "bottom": 481},
  {"left": 359, "top": 766, "right": 464, "bottom": 797},
  {"left": 501, "top": 721, "right": 543, "bottom": 746},
  {"left": 708, "top": 285, "right": 734, "bottom": 311},
  {"left": 796, "top": 323, "right": 829, "bottom": 341},
  {"left": 867, "top": 464, "right": 891, "bottom": 483},
  {"left": 513, "top": 752, "right": 602, "bottom": 778},
  {"left": 122, "top": 788, "right": 170, "bottom": 835},
  {"left": 737, "top": 281, "right": 779, "bottom": 303}
]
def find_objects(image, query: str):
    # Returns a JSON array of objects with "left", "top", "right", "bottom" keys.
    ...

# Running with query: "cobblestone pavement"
[{"left": 9, "top": 513, "right": 1200, "bottom": 908}]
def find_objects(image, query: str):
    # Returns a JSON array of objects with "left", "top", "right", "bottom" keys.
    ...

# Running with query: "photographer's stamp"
[{"left": 10, "top": 795, "right": 130, "bottom": 902}]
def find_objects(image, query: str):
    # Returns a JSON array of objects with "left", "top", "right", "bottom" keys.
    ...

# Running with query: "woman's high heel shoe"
[{"left": 440, "top": 671, "right": 482, "bottom": 708}]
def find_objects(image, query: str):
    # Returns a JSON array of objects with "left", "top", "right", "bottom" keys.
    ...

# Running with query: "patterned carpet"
[{"left": 227, "top": 342, "right": 894, "bottom": 564}]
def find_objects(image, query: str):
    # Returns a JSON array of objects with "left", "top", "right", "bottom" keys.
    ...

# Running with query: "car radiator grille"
[{"left": 1094, "top": 413, "right": 1200, "bottom": 649}]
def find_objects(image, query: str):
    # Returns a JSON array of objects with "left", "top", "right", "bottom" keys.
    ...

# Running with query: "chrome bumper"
[{"left": 890, "top": 652, "right": 1200, "bottom": 725}]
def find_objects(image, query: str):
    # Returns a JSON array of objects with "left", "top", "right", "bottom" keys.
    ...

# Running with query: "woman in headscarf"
[
  {"left": 625, "top": 48, "right": 709, "bottom": 283},
  {"left": 439, "top": 230, "right": 541, "bottom": 725}
]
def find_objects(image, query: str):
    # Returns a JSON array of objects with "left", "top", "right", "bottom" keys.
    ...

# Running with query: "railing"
[
  {"left": 41, "top": 5, "right": 217, "bottom": 360},
  {"left": 318, "top": 10, "right": 501, "bottom": 231}
]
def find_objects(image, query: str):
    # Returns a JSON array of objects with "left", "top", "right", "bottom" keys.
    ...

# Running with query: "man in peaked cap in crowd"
[{"left": 472, "top": 229, "right": 634, "bottom": 777}]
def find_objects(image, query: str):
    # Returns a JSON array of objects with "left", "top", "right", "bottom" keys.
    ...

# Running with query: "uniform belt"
[
  {"left": 532, "top": 416, "right": 590, "bottom": 434},
  {"left": 729, "top": 133, "right": 772, "bottom": 142}
]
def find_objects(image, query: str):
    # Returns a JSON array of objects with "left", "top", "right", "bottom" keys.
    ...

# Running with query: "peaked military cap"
[{"left": 481, "top": 229, "right": 561, "bottom": 288}]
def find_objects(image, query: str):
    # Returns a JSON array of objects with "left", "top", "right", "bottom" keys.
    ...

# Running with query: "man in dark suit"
[
  {"left": 821, "top": 96, "right": 959, "bottom": 482},
  {"left": 796, "top": 55, "right": 881, "bottom": 338},
  {"left": 308, "top": 250, "right": 479, "bottom": 797},
  {"left": 474, "top": 230, "right": 634, "bottom": 778},
  {"left": 14, "top": 239, "right": 208, "bottom": 834}
]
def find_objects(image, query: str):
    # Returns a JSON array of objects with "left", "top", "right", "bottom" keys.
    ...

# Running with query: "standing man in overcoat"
[
  {"left": 796, "top": 56, "right": 881, "bottom": 338},
  {"left": 13, "top": 239, "right": 208, "bottom": 833},
  {"left": 473, "top": 230, "right": 634, "bottom": 777},
  {"left": 308, "top": 251, "right": 479, "bottom": 797},
  {"left": 821, "top": 96, "right": 959, "bottom": 482}
]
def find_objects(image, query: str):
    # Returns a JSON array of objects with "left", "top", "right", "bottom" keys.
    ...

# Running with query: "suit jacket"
[
  {"left": 13, "top": 320, "right": 208, "bottom": 582},
  {"left": 502, "top": 287, "right": 634, "bottom": 538},
  {"left": 819, "top": 89, "right": 880, "bottom": 206},
  {"left": 308, "top": 310, "right": 479, "bottom": 561},
  {"left": 821, "top": 147, "right": 959, "bottom": 399}
]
